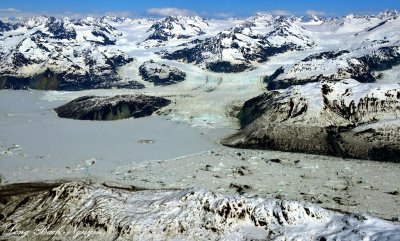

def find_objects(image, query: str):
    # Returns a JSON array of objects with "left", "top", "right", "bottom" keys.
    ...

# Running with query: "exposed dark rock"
[
  {"left": 229, "top": 183, "right": 251, "bottom": 194},
  {"left": 223, "top": 119, "right": 400, "bottom": 162},
  {"left": 365, "top": 20, "right": 388, "bottom": 32},
  {"left": 206, "top": 61, "right": 252, "bottom": 73},
  {"left": 91, "top": 29, "right": 115, "bottom": 45},
  {"left": 46, "top": 17, "right": 77, "bottom": 40},
  {"left": 269, "top": 159, "right": 282, "bottom": 163},
  {"left": 264, "top": 67, "right": 285, "bottom": 84},
  {"left": 237, "top": 91, "right": 281, "bottom": 127},
  {"left": 301, "top": 50, "right": 351, "bottom": 62},
  {"left": 54, "top": 95, "right": 171, "bottom": 120},
  {"left": 265, "top": 76, "right": 323, "bottom": 91},
  {"left": 339, "top": 125, "right": 400, "bottom": 161},
  {"left": 222, "top": 124, "right": 333, "bottom": 156},
  {"left": 232, "top": 166, "right": 251, "bottom": 176},
  {"left": 12, "top": 52, "right": 34, "bottom": 68},
  {"left": 356, "top": 46, "right": 400, "bottom": 72},
  {"left": 106, "top": 55, "right": 134, "bottom": 68},
  {"left": 161, "top": 37, "right": 216, "bottom": 64},
  {"left": 0, "top": 71, "right": 144, "bottom": 91},
  {"left": 0, "top": 20, "right": 15, "bottom": 33},
  {"left": 139, "top": 60, "right": 186, "bottom": 86}
]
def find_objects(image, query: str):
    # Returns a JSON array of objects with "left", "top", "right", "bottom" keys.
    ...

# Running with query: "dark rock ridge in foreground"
[
  {"left": 54, "top": 95, "right": 171, "bottom": 120},
  {"left": 0, "top": 182, "right": 398, "bottom": 240},
  {"left": 139, "top": 60, "right": 186, "bottom": 86},
  {"left": 222, "top": 79, "right": 400, "bottom": 162}
]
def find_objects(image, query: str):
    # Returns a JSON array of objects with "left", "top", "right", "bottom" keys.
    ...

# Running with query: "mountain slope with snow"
[
  {"left": 140, "top": 16, "right": 209, "bottom": 47},
  {"left": 0, "top": 16, "right": 144, "bottom": 90},
  {"left": 222, "top": 79, "right": 400, "bottom": 161},
  {"left": 162, "top": 14, "right": 314, "bottom": 72},
  {"left": 1, "top": 182, "right": 399, "bottom": 241}
]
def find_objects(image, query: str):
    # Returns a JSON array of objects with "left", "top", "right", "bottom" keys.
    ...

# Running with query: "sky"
[{"left": 1, "top": 0, "right": 400, "bottom": 19}]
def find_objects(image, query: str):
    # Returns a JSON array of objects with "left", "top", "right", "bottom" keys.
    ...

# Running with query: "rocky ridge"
[{"left": 0, "top": 182, "right": 399, "bottom": 240}]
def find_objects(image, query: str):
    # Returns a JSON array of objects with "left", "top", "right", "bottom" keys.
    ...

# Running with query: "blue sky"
[{"left": 1, "top": 0, "right": 400, "bottom": 18}]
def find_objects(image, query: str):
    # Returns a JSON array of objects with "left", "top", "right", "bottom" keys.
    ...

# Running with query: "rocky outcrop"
[
  {"left": 222, "top": 79, "right": 400, "bottom": 161},
  {"left": 1, "top": 182, "right": 398, "bottom": 241},
  {"left": 54, "top": 95, "right": 171, "bottom": 120},
  {"left": 139, "top": 60, "right": 186, "bottom": 85}
]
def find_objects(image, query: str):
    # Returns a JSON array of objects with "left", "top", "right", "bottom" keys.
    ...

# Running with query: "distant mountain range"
[{"left": 0, "top": 10, "right": 399, "bottom": 90}]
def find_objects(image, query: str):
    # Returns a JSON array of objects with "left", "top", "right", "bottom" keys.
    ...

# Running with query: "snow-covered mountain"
[
  {"left": 1, "top": 182, "right": 399, "bottom": 240},
  {"left": 1, "top": 11, "right": 399, "bottom": 90},
  {"left": 265, "top": 46, "right": 400, "bottom": 90},
  {"left": 0, "top": 16, "right": 143, "bottom": 90},
  {"left": 265, "top": 14, "right": 400, "bottom": 90},
  {"left": 162, "top": 13, "right": 314, "bottom": 72},
  {"left": 140, "top": 16, "right": 209, "bottom": 47}
]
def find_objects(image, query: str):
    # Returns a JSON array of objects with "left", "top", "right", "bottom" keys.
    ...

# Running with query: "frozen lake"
[{"left": 0, "top": 90, "right": 231, "bottom": 182}]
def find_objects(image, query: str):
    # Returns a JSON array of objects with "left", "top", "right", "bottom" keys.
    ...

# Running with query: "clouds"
[
  {"left": 145, "top": 7, "right": 237, "bottom": 19},
  {"left": 0, "top": 7, "right": 136, "bottom": 19},
  {"left": 305, "top": 10, "right": 326, "bottom": 16},
  {"left": 146, "top": 8, "right": 196, "bottom": 17},
  {"left": 271, "top": 10, "right": 292, "bottom": 16},
  {"left": 0, "top": 8, "right": 21, "bottom": 13},
  {"left": 0, "top": 8, "right": 32, "bottom": 18},
  {"left": 211, "top": 12, "right": 236, "bottom": 18},
  {"left": 0, "top": 6, "right": 330, "bottom": 20},
  {"left": 258, "top": 9, "right": 328, "bottom": 17}
]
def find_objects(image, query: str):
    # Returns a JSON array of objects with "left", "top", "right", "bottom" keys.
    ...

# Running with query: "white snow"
[{"left": 1, "top": 182, "right": 399, "bottom": 240}]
